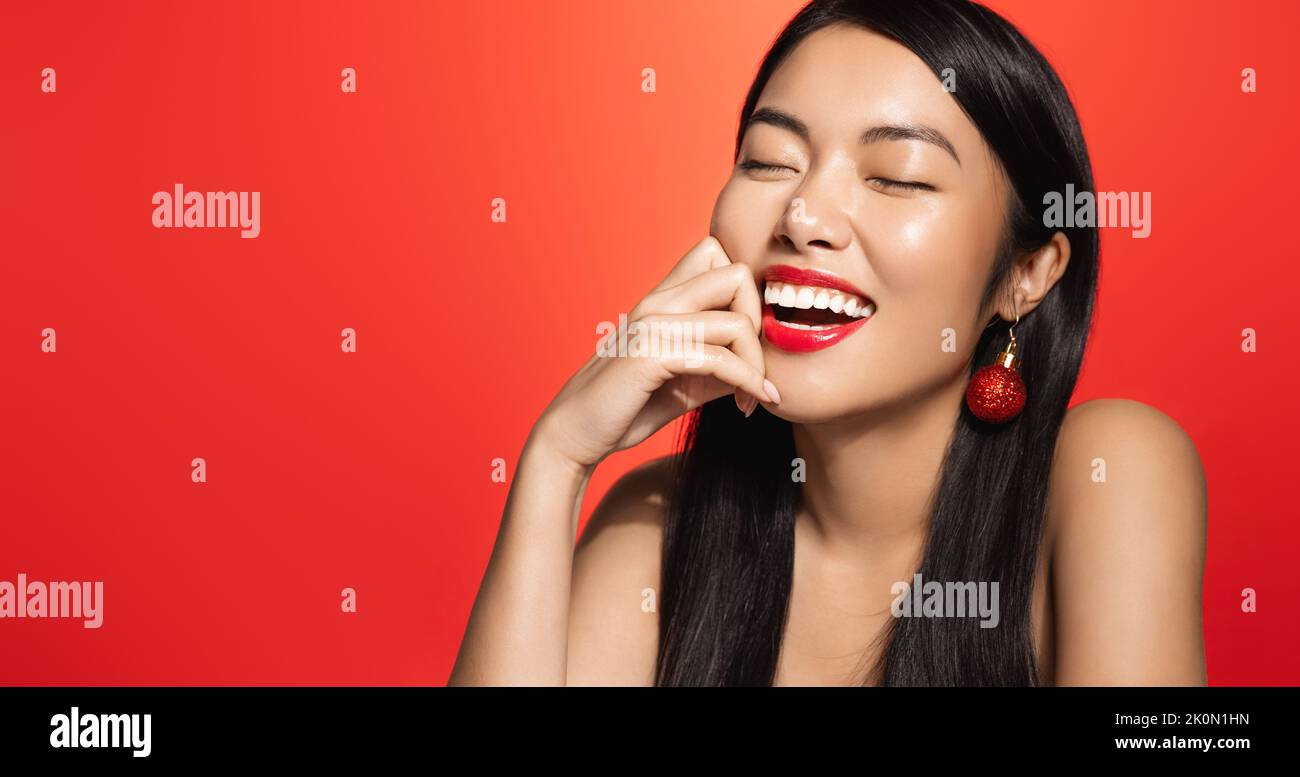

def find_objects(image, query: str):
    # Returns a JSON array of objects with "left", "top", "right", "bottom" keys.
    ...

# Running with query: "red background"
[{"left": 1, "top": 0, "right": 1296, "bottom": 684}]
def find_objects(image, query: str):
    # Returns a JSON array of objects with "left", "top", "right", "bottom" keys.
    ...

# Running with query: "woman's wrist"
[
  {"left": 524, "top": 411, "right": 600, "bottom": 481},
  {"left": 516, "top": 417, "right": 597, "bottom": 539}
]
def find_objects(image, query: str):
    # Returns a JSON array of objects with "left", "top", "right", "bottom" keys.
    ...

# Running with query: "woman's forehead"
[{"left": 754, "top": 24, "right": 983, "bottom": 155}]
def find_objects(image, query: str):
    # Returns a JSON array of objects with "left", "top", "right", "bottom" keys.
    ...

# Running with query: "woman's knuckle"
[{"left": 726, "top": 262, "right": 751, "bottom": 282}]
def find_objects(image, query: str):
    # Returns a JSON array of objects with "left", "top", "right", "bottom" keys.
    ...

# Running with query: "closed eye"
[
  {"left": 738, "top": 161, "right": 932, "bottom": 192},
  {"left": 868, "top": 177, "right": 934, "bottom": 192},
  {"left": 738, "top": 159, "right": 796, "bottom": 174}
]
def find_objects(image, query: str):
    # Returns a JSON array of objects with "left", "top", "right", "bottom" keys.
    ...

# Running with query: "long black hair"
[{"left": 655, "top": 0, "right": 1099, "bottom": 686}]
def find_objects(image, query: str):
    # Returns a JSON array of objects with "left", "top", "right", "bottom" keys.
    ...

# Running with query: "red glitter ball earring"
[{"left": 965, "top": 312, "right": 1027, "bottom": 424}]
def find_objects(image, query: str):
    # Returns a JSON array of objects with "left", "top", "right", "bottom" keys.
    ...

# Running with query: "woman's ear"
[{"left": 997, "top": 230, "right": 1071, "bottom": 320}]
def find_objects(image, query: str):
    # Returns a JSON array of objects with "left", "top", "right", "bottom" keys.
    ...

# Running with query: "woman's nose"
[{"left": 775, "top": 172, "right": 853, "bottom": 252}]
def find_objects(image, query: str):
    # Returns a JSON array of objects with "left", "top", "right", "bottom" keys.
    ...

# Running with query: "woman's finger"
[
  {"left": 641, "top": 344, "right": 773, "bottom": 405},
  {"left": 632, "top": 310, "right": 765, "bottom": 376},
  {"left": 650, "top": 235, "right": 733, "bottom": 293},
  {"left": 633, "top": 262, "right": 763, "bottom": 334}
]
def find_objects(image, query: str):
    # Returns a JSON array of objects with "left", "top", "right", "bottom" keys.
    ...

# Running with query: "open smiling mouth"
[{"left": 760, "top": 266, "right": 876, "bottom": 353}]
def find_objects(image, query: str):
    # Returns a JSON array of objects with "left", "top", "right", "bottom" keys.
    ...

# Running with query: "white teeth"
[{"left": 763, "top": 281, "right": 873, "bottom": 318}]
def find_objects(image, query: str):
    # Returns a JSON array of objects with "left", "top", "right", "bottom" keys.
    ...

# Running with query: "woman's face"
[{"left": 710, "top": 23, "right": 1014, "bottom": 424}]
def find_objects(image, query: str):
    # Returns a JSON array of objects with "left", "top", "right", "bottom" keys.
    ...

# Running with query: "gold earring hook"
[{"left": 1008, "top": 295, "right": 1020, "bottom": 343}]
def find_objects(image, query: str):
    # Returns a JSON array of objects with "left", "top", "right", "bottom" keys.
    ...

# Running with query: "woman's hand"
[
  {"left": 449, "top": 236, "right": 779, "bottom": 685},
  {"left": 534, "top": 236, "right": 780, "bottom": 470}
]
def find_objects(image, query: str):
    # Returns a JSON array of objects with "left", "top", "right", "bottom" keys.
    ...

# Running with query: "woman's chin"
[
  {"left": 758, "top": 392, "right": 860, "bottom": 425},
  {"left": 757, "top": 360, "right": 859, "bottom": 423}
]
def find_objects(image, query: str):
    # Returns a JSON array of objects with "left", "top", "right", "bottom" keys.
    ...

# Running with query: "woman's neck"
[{"left": 791, "top": 375, "right": 965, "bottom": 561}]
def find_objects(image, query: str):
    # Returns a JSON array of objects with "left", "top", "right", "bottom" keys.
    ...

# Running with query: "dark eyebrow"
[{"left": 745, "top": 106, "right": 962, "bottom": 167}]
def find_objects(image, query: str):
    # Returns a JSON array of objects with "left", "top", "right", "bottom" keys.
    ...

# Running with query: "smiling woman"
[{"left": 449, "top": 0, "right": 1207, "bottom": 687}]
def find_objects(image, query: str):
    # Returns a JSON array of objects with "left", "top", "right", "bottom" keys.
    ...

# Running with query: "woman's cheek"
[
  {"left": 708, "top": 184, "right": 748, "bottom": 249},
  {"left": 870, "top": 229, "right": 987, "bottom": 368},
  {"left": 868, "top": 209, "right": 950, "bottom": 284},
  {"left": 710, "top": 182, "right": 787, "bottom": 264}
]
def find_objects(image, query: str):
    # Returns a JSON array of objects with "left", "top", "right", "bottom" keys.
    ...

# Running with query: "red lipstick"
[{"left": 760, "top": 265, "right": 875, "bottom": 354}]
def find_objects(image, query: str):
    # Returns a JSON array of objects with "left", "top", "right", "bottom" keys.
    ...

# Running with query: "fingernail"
[
  {"left": 736, "top": 391, "right": 757, "bottom": 417},
  {"left": 763, "top": 379, "right": 781, "bottom": 404}
]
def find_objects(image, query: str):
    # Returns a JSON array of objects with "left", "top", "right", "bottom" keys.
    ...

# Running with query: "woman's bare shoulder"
[
  {"left": 1046, "top": 398, "right": 1208, "bottom": 684},
  {"left": 566, "top": 454, "right": 676, "bottom": 685},
  {"left": 577, "top": 454, "right": 675, "bottom": 550},
  {"left": 1049, "top": 398, "right": 1206, "bottom": 508}
]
